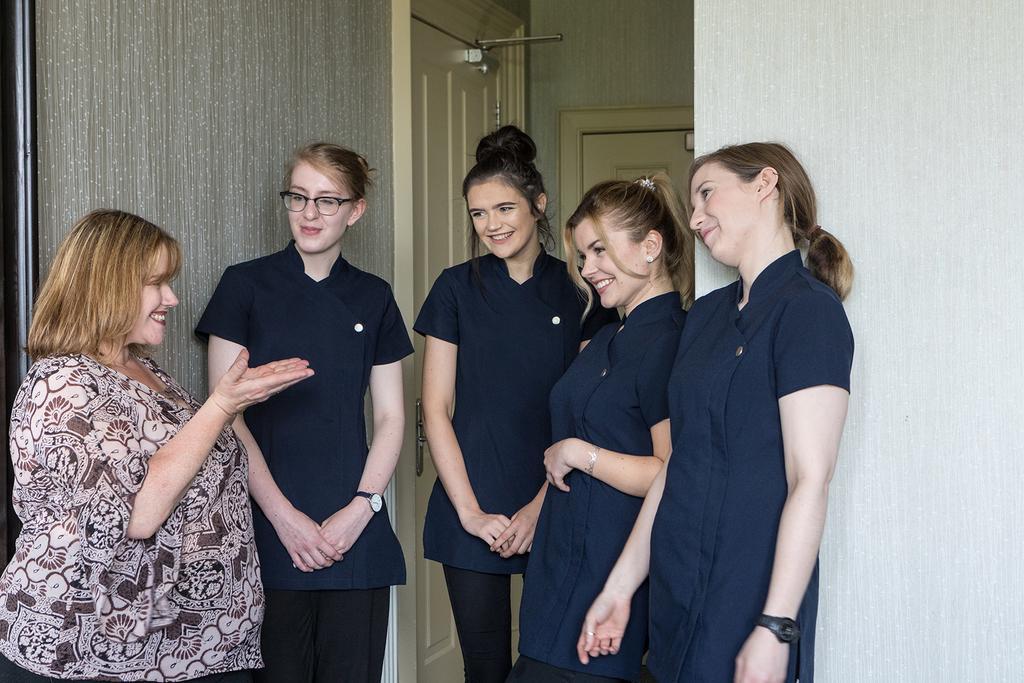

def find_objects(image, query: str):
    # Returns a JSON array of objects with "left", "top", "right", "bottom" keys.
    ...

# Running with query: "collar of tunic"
[{"left": 735, "top": 249, "right": 803, "bottom": 308}]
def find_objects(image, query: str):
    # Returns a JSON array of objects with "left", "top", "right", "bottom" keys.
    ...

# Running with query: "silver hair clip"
[{"left": 636, "top": 177, "right": 656, "bottom": 191}]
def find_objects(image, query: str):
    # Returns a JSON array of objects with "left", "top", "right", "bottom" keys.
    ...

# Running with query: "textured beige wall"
[
  {"left": 35, "top": 0, "right": 394, "bottom": 398},
  {"left": 695, "top": 1, "right": 1024, "bottom": 680},
  {"left": 527, "top": 0, "right": 693, "bottom": 216}
]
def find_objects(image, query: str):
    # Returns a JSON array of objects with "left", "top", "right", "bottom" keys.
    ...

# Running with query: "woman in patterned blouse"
[{"left": 0, "top": 210, "right": 313, "bottom": 682}]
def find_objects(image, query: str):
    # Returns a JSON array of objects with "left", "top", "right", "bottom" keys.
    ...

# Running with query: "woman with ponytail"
[
  {"left": 415, "top": 126, "right": 618, "bottom": 682},
  {"left": 578, "top": 143, "right": 854, "bottom": 683},
  {"left": 508, "top": 175, "right": 694, "bottom": 682}
]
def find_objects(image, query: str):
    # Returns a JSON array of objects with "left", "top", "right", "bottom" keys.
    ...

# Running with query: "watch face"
[
  {"left": 369, "top": 493, "right": 383, "bottom": 513},
  {"left": 778, "top": 622, "right": 796, "bottom": 641}
]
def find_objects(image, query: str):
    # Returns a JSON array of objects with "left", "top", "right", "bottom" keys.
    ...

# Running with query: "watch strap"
[
  {"left": 757, "top": 614, "right": 800, "bottom": 643},
  {"left": 354, "top": 491, "right": 382, "bottom": 512}
]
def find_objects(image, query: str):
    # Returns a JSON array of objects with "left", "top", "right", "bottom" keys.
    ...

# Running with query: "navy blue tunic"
[
  {"left": 414, "top": 251, "right": 618, "bottom": 574},
  {"left": 518, "top": 292, "right": 685, "bottom": 680},
  {"left": 196, "top": 242, "right": 413, "bottom": 590},
  {"left": 647, "top": 251, "right": 854, "bottom": 683}
]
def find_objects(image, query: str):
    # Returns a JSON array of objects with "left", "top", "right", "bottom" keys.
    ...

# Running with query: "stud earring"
[{"left": 645, "top": 255, "right": 654, "bottom": 264}]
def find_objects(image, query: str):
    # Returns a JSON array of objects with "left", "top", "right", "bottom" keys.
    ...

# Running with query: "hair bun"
[{"left": 475, "top": 125, "right": 537, "bottom": 165}]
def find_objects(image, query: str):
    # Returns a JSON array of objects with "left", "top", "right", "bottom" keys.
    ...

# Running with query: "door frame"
[
  {"left": 557, "top": 105, "right": 695, "bottom": 232},
  {"left": 391, "top": 1, "right": 524, "bottom": 680},
  {"left": 1, "top": 0, "right": 39, "bottom": 566}
]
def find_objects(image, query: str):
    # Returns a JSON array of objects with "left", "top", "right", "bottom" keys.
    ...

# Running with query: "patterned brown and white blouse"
[{"left": 0, "top": 355, "right": 263, "bottom": 681}]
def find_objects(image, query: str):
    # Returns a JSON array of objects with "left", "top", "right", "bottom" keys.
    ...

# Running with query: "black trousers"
[
  {"left": 0, "top": 653, "right": 252, "bottom": 682},
  {"left": 505, "top": 655, "right": 628, "bottom": 683},
  {"left": 443, "top": 564, "right": 513, "bottom": 683},
  {"left": 255, "top": 588, "right": 390, "bottom": 683}
]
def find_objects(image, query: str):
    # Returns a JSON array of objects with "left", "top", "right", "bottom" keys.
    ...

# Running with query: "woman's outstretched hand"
[{"left": 210, "top": 349, "right": 313, "bottom": 417}]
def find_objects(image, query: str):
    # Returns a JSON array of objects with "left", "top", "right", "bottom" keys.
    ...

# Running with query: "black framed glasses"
[{"left": 279, "top": 191, "right": 354, "bottom": 216}]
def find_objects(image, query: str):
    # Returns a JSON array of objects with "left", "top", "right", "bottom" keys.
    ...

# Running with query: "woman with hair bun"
[
  {"left": 197, "top": 143, "right": 412, "bottom": 682},
  {"left": 415, "top": 125, "right": 618, "bottom": 682},
  {"left": 579, "top": 143, "right": 854, "bottom": 683},
  {"left": 508, "top": 174, "right": 694, "bottom": 683}
]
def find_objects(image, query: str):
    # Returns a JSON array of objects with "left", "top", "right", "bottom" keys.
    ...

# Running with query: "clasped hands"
[
  {"left": 460, "top": 494, "right": 543, "bottom": 558},
  {"left": 276, "top": 499, "right": 374, "bottom": 573}
]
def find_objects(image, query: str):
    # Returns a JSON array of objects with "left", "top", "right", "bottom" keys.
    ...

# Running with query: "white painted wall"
[{"left": 695, "top": 1, "right": 1024, "bottom": 680}]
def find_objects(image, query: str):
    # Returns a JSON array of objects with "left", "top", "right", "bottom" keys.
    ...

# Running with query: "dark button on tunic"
[
  {"left": 414, "top": 252, "right": 618, "bottom": 574},
  {"left": 196, "top": 242, "right": 413, "bottom": 590},
  {"left": 518, "top": 293, "right": 685, "bottom": 680},
  {"left": 648, "top": 251, "right": 854, "bottom": 683}
]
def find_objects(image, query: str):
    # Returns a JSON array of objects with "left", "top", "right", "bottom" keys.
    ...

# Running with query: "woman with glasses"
[{"left": 197, "top": 143, "right": 412, "bottom": 682}]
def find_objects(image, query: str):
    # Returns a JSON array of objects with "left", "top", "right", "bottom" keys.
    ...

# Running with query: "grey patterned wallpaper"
[
  {"left": 695, "top": 0, "right": 1024, "bottom": 680},
  {"left": 35, "top": 0, "right": 394, "bottom": 398}
]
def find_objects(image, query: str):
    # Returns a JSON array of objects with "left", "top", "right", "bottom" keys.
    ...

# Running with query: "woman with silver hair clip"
[{"left": 509, "top": 174, "right": 694, "bottom": 683}]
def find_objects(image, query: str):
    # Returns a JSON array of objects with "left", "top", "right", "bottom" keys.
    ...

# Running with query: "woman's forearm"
[
  {"left": 356, "top": 409, "right": 404, "bottom": 496},
  {"left": 423, "top": 406, "right": 483, "bottom": 520},
  {"left": 586, "top": 448, "right": 664, "bottom": 497},
  {"left": 564, "top": 420, "right": 671, "bottom": 497},
  {"left": 127, "top": 399, "right": 233, "bottom": 538},
  {"left": 234, "top": 416, "right": 295, "bottom": 521},
  {"left": 761, "top": 479, "right": 830, "bottom": 618},
  {"left": 601, "top": 457, "right": 669, "bottom": 596}
]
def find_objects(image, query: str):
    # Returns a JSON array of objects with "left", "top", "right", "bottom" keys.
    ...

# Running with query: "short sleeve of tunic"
[
  {"left": 17, "top": 364, "right": 183, "bottom": 641},
  {"left": 773, "top": 289, "right": 854, "bottom": 398},
  {"left": 375, "top": 284, "right": 415, "bottom": 365},
  {"left": 195, "top": 265, "right": 253, "bottom": 346},
  {"left": 635, "top": 328, "right": 681, "bottom": 427},
  {"left": 414, "top": 269, "right": 459, "bottom": 344}
]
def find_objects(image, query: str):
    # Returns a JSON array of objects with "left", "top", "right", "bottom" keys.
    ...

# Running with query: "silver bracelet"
[{"left": 585, "top": 447, "right": 599, "bottom": 476}]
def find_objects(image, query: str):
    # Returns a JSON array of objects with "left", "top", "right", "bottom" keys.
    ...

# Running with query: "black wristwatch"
[
  {"left": 355, "top": 491, "right": 383, "bottom": 513},
  {"left": 757, "top": 614, "right": 800, "bottom": 643}
]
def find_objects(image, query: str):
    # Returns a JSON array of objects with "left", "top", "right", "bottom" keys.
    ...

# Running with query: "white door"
[
  {"left": 581, "top": 129, "right": 694, "bottom": 201},
  {"left": 411, "top": 13, "right": 523, "bottom": 681},
  {"left": 585, "top": 129, "right": 696, "bottom": 189},
  {"left": 557, "top": 107, "right": 695, "bottom": 235}
]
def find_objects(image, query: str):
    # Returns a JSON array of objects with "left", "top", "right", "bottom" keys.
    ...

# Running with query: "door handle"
[{"left": 415, "top": 398, "right": 426, "bottom": 476}]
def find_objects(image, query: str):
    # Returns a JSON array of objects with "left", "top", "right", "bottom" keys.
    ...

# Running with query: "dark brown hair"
[
  {"left": 687, "top": 142, "right": 853, "bottom": 300},
  {"left": 565, "top": 174, "right": 695, "bottom": 315},
  {"left": 285, "top": 142, "right": 374, "bottom": 199},
  {"left": 462, "top": 125, "right": 552, "bottom": 260}
]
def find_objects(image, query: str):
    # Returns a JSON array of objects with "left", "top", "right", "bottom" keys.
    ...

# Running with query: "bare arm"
[
  {"left": 543, "top": 419, "right": 671, "bottom": 497},
  {"left": 734, "top": 384, "right": 849, "bottom": 683},
  {"left": 319, "top": 360, "right": 406, "bottom": 554},
  {"left": 208, "top": 335, "right": 339, "bottom": 571},
  {"left": 127, "top": 349, "right": 313, "bottom": 539},
  {"left": 421, "top": 336, "right": 510, "bottom": 545},
  {"left": 576, "top": 445, "right": 671, "bottom": 662}
]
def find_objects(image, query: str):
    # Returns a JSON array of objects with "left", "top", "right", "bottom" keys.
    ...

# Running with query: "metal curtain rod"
[
  {"left": 475, "top": 34, "right": 563, "bottom": 49},
  {"left": 411, "top": 14, "right": 563, "bottom": 51},
  {"left": 411, "top": 13, "right": 477, "bottom": 49}
]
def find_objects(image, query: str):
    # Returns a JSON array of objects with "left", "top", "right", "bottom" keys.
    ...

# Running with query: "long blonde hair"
[
  {"left": 28, "top": 209, "right": 181, "bottom": 362},
  {"left": 564, "top": 174, "right": 695, "bottom": 316}
]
